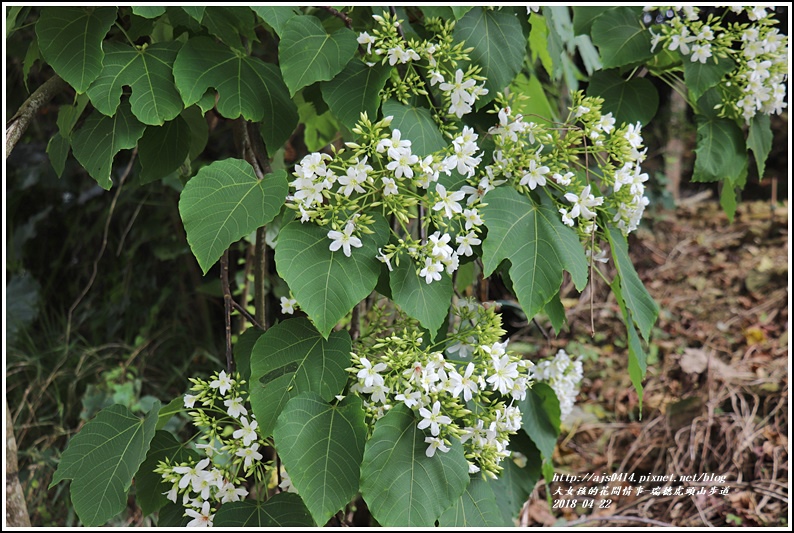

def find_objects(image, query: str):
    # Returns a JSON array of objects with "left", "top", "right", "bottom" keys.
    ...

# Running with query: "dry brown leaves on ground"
[{"left": 520, "top": 199, "right": 789, "bottom": 527}]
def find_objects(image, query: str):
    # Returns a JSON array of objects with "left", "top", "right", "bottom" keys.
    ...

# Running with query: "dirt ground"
[{"left": 521, "top": 197, "right": 789, "bottom": 527}]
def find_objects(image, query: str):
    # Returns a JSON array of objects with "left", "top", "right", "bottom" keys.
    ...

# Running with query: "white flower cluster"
[
  {"left": 531, "top": 349, "right": 583, "bottom": 423},
  {"left": 156, "top": 371, "right": 263, "bottom": 527},
  {"left": 349, "top": 300, "right": 534, "bottom": 478},
  {"left": 648, "top": 6, "right": 788, "bottom": 123},
  {"left": 357, "top": 12, "right": 488, "bottom": 119}
]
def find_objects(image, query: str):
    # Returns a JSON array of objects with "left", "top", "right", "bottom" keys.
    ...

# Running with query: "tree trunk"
[{"left": 5, "top": 398, "right": 31, "bottom": 527}]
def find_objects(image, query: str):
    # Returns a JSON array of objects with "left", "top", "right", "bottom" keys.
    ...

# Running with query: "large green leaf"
[
  {"left": 138, "top": 116, "right": 191, "bottom": 184},
  {"left": 322, "top": 60, "right": 391, "bottom": 130},
  {"left": 438, "top": 475, "right": 508, "bottom": 527},
  {"left": 492, "top": 432, "right": 542, "bottom": 524},
  {"left": 47, "top": 133, "right": 70, "bottom": 178},
  {"left": 131, "top": 6, "right": 165, "bottom": 19},
  {"left": 573, "top": 6, "right": 608, "bottom": 36},
  {"left": 274, "top": 215, "right": 389, "bottom": 338},
  {"left": 135, "top": 430, "right": 199, "bottom": 517},
  {"left": 36, "top": 7, "right": 117, "bottom": 93},
  {"left": 610, "top": 276, "right": 647, "bottom": 408},
  {"left": 50, "top": 402, "right": 160, "bottom": 526},
  {"left": 454, "top": 8, "right": 526, "bottom": 108},
  {"left": 359, "top": 404, "right": 470, "bottom": 527},
  {"left": 274, "top": 394, "right": 367, "bottom": 526},
  {"left": 178, "top": 160, "right": 288, "bottom": 274},
  {"left": 591, "top": 7, "right": 652, "bottom": 68},
  {"left": 180, "top": 6, "right": 204, "bottom": 23},
  {"left": 233, "top": 327, "right": 265, "bottom": 383},
  {"left": 213, "top": 493, "right": 315, "bottom": 526},
  {"left": 71, "top": 101, "right": 146, "bottom": 190},
  {"left": 519, "top": 382, "right": 560, "bottom": 461},
  {"left": 586, "top": 69, "right": 659, "bottom": 126},
  {"left": 278, "top": 15, "right": 358, "bottom": 96},
  {"left": 682, "top": 55, "right": 734, "bottom": 102},
  {"left": 381, "top": 100, "right": 447, "bottom": 157},
  {"left": 747, "top": 113, "right": 772, "bottom": 179},
  {"left": 250, "top": 6, "right": 300, "bottom": 37},
  {"left": 389, "top": 253, "right": 452, "bottom": 338},
  {"left": 46, "top": 94, "right": 90, "bottom": 177},
  {"left": 201, "top": 7, "right": 257, "bottom": 51},
  {"left": 86, "top": 41, "right": 183, "bottom": 126},
  {"left": 692, "top": 115, "right": 748, "bottom": 185},
  {"left": 606, "top": 227, "right": 658, "bottom": 342},
  {"left": 249, "top": 318, "right": 351, "bottom": 438},
  {"left": 481, "top": 188, "right": 588, "bottom": 323},
  {"left": 172, "top": 36, "right": 298, "bottom": 149}
]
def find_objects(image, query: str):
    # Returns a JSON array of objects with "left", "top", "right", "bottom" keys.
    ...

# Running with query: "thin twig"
[
  {"left": 565, "top": 514, "right": 674, "bottom": 527},
  {"left": 350, "top": 302, "right": 361, "bottom": 341},
  {"left": 221, "top": 251, "right": 234, "bottom": 373},
  {"left": 320, "top": 6, "right": 353, "bottom": 29},
  {"left": 65, "top": 150, "right": 137, "bottom": 345},
  {"left": 232, "top": 300, "right": 263, "bottom": 330}
]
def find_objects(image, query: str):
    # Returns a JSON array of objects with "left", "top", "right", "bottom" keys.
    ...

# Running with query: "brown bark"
[
  {"left": 6, "top": 398, "right": 31, "bottom": 527},
  {"left": 6, "top": 75, "right": 68, "bottom": 159}
]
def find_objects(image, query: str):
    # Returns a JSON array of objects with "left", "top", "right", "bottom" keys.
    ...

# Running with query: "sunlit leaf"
[
  {"left": 591, "top": 7, "right": 652, "bottom": 68},
  {"left": 586, "top": 69, "right": 659, "bottom": 125},
  {"left": 279, "top": 15, "right": 358, "bottom": 96},
  {"left": 86, "top": 41, "right": 183, "bottom": 126},
  {"left": 249, "top": 318, "right": 351, "bottom": 438},
  {"left": 173, "top": 36, "right": 298, "bottom": 148},
  {"left": 606, "top": 226, "right": 658, "bottom": 342},
  {"left": 322, "top": 60, "right": 391, "bottom": 130},
  {"left": 250, "top": 6, "right": 300, "bottom": 37},
  {"left": 381, "top": 99, "right": 446, "bottom": 157},
  {"left": 50, "top": 403, "right": 160, "bottom": 526},
  {"left": 274, "top": 215, "right": 389, "bottom": 338},
  {"left": 178, "top": 159, "right": 288, "bottom": 274},
  {"left": 454, "top": 8, "right": 526, "bottom": 108},
  {"left": 519, "top": 382, "right": 560, "bottom": 461},
  {"left": 36, "top": 7, "right": 117, "bottom": 93},
  {"left": 389, "top": 253, "right": 452, "bottom": 338},
  {"left": 274, "top": 394, "right": 367, "bottom": 526},
  {"left": 131, "top": 6, "right": 165, "bottom": 19},
  {"left": 747, "top": 113, "right": 772, "bottom": 179},
  {"left": 360, "top": 404, "right": 470, "bottom": 527},
  {"left": 438, "top": 475, "right": 508, "bottom": 527},
  {"left": 481, "top": 188, "right": 588, "bottom": 323}
]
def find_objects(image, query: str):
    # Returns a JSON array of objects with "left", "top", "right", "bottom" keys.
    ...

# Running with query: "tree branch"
[
  {"left": 320, "top": 6, "right": 353, "bottom": 29},
  {"left": 6, "top": 75, "right": 69, "bottom": 159},
  {"left": 221, "top": 251, "right": 234, "bottom": 373}
]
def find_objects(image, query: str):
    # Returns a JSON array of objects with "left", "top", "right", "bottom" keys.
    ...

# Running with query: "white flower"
[
  {"left": 173, "top": 458, "right": 211, "bottom": 490},
  {"left": 553, "top": 171, "right": 574, "bottom": 186},
  {"left": 279, "top": 470, "right": 298, "bottom": 493},
  {"left": 337, "top": 157, "right": 371, "bottom": 196},
  {"left": 327, "top": 225, "right": 363, "bottom": 257},
  {"left": 559, "top": 208, "right": 574, "bottom": 227},
  {"left": 597, "top": 112, "right": 616, "bottom": 134},
  {"left": 163, "top": 484, "right": 178, "bottom": 503},
  {"left": 519, "top": 158, "right": 550, "bottom": 190},
  {"left": 418, "top": 401, "right": 452, "bottom": 436},
  {"left": 564, "top": 184, "right": 603, "bottom": 220},
  {"left": 381, "top": 177, "right": 398, "bottom": 196},
  {"left": 462, "top": 208, "right": 483, "bottom": 230},
  {"left": 419, "top": 257, "right": 444, "bottom": 284},
  {"left": 233, "top": 416, "right": 259, "bottom": 447},
  {"left": 357, "top": 32, "right": 376, "bottom": 54},
  {"left": 280, "top": 296, "right": 297, "bottom": 315},
  {"left": 218, "top": 481, "right": 249, "bottom": 504},
  {"left": 425, "top": 436, "right": 450, "bottom": 457},
  {"left": 386, "top": 150, "right": 419, "bottom": 179},
  {"left": 395, "top": 389, "right": 423, "bottom": 408},
  {"left": 209, "top": 370, "right": 233, "bottom": 396},
  {"left": 224, "top": 396, "right": 247, "bottom": 419},
  {"left": 455, "top": 231, "right": 481, "bottom": 257},
  {"left": 624, "top": 122, "right": 644, "bottom": 149},
  {"left": 449, "top": 362, "right": 479, "bottom": 402},
  {"left": 433, "top": 183, "right": 465, "bottom": 219},
  {"left": 185, "top": 501, "right": 214, "bottom": 527},
  {"left": 668, "top": 27, "right": 696, "bottom": 55},
  {"left": 377, "top": 129, "right": 411, "bottom": 154},
  {"left": 357, "top": 357, "right": 388, "bottom": 388},
  {"left": 486, "top": 354, "right": 519, "bottom": 396},
  {"left": 184, "top": 394, "right": 198, "bottom": 409},
  {"left": 235, "top": 442, "right": 263, "bottom": 471},
  {"left": 428, "top": 231, "right": 454, "bottom": 260},
  {"left": 690, "top": 43, "right": 711, "bottom": 63},
  {"left": 429, "top": 70, "right": 444, "bottom": 86}
]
